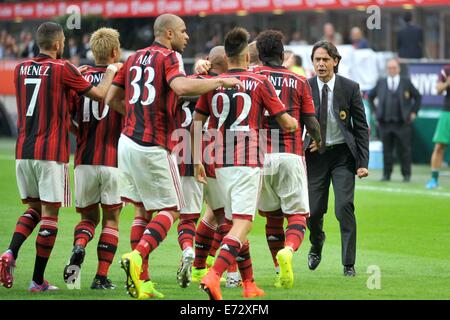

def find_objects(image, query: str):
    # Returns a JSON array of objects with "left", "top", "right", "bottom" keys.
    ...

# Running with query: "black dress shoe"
[
  {"left": 308, "top": 252, "right": 321, "bottom": 270},
  {"left": 403, "top": 175, "right": 411, "bottom": 183},
  {"left": 343, "top": 265, "right": 356, "bottom": 277},
  {"left": 380, "top": 176, "right": 390, "bottom": 182}
]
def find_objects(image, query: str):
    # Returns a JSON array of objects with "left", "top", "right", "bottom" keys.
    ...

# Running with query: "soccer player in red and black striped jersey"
[
  {"left": 106, "top": 14, "right": 242, "bottom": 299},
  {"left": 253, "top": 30, "right": 321, "bottom": 289},
  {"left": 173, "top": 46, "right": 240, "bottom": 288},
  {"left": 192, "top": 27, "right": 298, "bottom": 300},
  {"left": 63, "top": 28, "right": 124, "bottom": 290},
  {"left": 0, "top": 22, "right": 121, "bottom": 292}
]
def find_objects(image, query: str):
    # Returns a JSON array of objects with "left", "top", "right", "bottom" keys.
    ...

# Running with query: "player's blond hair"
[{"left": 89, "top": 28, "right": 120, "bottom": 63}]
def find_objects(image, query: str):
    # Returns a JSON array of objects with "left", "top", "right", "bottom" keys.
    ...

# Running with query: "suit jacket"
[
  {"left": 304, "top": 75, "right": 370, "bottom": 171},
  {"left": 368, "top": 77, "right": 422, "bottom": 123},
  {"left": 397, "top": 24, "right": 423, "bottom": 59}
]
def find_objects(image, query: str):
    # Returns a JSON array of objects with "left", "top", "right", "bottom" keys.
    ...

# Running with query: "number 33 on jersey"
[{"left": 112, "top": 42, "right": 186, "bottom": 151}]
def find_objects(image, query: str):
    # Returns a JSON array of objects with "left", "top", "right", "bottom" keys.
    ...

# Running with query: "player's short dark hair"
[
  {"left": 36, "top": 22, "right": 63, "bottom": 50},
  {"left": 255, "top": 30, "right": 284, "bottom": 63},
  {"left": 311, "top": 40, "right": 341, "bottom": 73},
  {"left": 224, "top": 27, "right": 250, "bottom": 58}
]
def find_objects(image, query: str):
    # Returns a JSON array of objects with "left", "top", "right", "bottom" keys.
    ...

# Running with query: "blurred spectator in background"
[
  {"left": 322, "top": 22, "right": 343, "bottom": 45},
  {"left": 20, "top": 32, "right": 39, "bottom": 58},
  {"left": 67, "top": 37, "right": 80, "bottom": 59},
  {"left": 205, "top": 35, "right": 221, "bottom": 53},
  {"left": 0, "top": 30, "right": 6, "bottom": 59},
  {"left": 70, "top": 54, "right": 81, "bottom": 67},
  {"left": 397, "top": 12, "right": 423, "bottom": 59},
  {"left": 285, "top": 53, "right": 307, "bottom": 77},
  {"left": 3, "top": 34, "right": 19, "bottom": 58},
  {"left": 350, "top": 27, "right": 369, "bottom": 49},
  {"left": 368, "top": 59, "right": 422, "bottom": 182},
  {"left": 289, "top": 31, "right": 308, "bottom": 46},
  {"left": 79, "top": 33, "right": 91, "bottom": 59}
]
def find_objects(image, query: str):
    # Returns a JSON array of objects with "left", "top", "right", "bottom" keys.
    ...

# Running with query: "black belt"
[{"left": 325, "top": 143, "right": 347, "bottom": 150}]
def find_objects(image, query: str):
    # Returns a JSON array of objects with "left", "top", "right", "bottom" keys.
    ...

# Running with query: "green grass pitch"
[{"left": 0, "top": 138, "right": 449, "bottom": 300}]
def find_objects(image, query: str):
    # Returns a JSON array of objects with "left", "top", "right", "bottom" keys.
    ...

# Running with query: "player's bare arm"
[
  {"left": 105, "top": 85, "right": 126, "bottom": 115},
  {"left": 170, "top": 76, "right": 243, "bottom": 97},
  {"left": 85, "top": 62, "right": 123, "bottom": 101},
  {"left": 275, "top": 112, "right": 298, "bottom": 133},
  {"left": 190, "top": 111, "right": 208, "bottom": 185},
  {"left": 303, "top": 115, "right": 322, "bottom": 149}
]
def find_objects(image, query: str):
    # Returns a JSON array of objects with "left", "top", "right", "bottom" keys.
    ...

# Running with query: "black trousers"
[
  {"left": 380, "top": 122, "right": 412, "bottom": 178},
  {"left": 305, "top": 144, "right": 356, "bottom": 266}
]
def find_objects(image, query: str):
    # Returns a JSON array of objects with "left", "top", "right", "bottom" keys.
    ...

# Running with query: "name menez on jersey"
[{"left": 20, "top": 65, "right": 50, "bottom": 77}]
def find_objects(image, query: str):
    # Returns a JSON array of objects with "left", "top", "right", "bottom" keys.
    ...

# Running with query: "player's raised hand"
[
  {"left": 357, "top": 168, "right": 369, "bottom": 179},
  {"left": 194, "top": 59, "right": 211, "bottom": 75},
  {"left": 195, "top": 164, "right": 208, "bottom": 185},
  {"left": 221, "top": 77, "right": 244, "bottom": 89}
]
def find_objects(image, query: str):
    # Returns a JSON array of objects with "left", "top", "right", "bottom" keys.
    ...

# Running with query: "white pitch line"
[{"left": 357, "top": 185, "right": 450, "bottom": 198}]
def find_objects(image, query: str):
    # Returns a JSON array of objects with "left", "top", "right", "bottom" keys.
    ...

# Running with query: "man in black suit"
[
  {"left": 304, "top": 40, "right": 369, "bottom": 277},
  {"left": 368, "top": 59, "right": 421, "bottom": 182},
  {"left": 397, "top": 12, "right": 423, "bottom": 59}
]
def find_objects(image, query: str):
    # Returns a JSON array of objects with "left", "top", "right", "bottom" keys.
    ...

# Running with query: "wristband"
[{"left": 107, "top": 64, "right": 118, "bottom": 74}]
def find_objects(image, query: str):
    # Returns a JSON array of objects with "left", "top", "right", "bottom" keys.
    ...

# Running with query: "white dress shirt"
[
  {"left": 388, "top": 75, "right": 400, "bottom": 92},
  {"left": 317, "top": 75, "right": 346, "bottom": 146}
]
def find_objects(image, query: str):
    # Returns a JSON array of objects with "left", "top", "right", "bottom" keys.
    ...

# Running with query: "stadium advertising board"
[
  {"left": 407, "top": 63, "right": 447, "bottom": 108},
  {"left": 1, "top": 0, "right": 449, "bottom": 20}
]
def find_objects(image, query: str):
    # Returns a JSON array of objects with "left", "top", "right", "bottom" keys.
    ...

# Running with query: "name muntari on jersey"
[
  {"left": 19, "top": 65, "right": 50, "bottom": 76},
  {"left": 268, "top": 75, "right": 298, "bottom": 89}
]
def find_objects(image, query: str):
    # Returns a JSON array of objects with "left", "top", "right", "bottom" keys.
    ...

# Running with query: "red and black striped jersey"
[
  {"left": 70, "top": 65, "right": 123, "bottom": 167},
  {"left": 195, "top": 69, "right": 286, "bottom": 168},
  {"left": 173, "top": 73, "right": 214, "bottom": 177},
  {"left": 253, "top": 65, "right": 315, "bottom": 156},
  {"left": 112, "top": 42, "right": 186, "bottom": 151},
  {"left": 15, "top": 53, "right": 93, "bottom": 163}
]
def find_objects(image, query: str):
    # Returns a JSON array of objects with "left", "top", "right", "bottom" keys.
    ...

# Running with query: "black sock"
[
  {"left": 95, "top": 274, "right": 107, "bottom": 282},
  {"left": 8, "top": 234, "right": 27, "bottom": 260},
  {"left": 32, "top": 256, "right": 49, "bottom": 285}
]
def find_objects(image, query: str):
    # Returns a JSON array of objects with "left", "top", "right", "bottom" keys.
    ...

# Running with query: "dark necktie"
[{"left": 318, "top": 84, "right": 328, "bottom": 154}]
